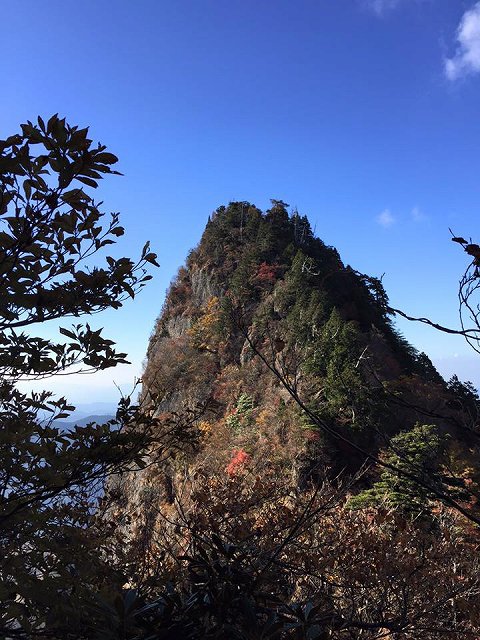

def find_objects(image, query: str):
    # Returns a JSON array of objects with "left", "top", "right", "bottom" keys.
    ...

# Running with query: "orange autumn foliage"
[{"left": 226, "top": 449, "right": 250, "bottom": 476}]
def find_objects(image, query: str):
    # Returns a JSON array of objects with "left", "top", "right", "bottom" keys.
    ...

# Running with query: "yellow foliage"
[
  {"left": 197, "top": 420, "right": 212, "bottom": 436},
  {"left": 187, "top": 296, "right": 221, "bottom": 350},
  {"left": 255, "top": 408, "right": 271, "bottom": 431}
]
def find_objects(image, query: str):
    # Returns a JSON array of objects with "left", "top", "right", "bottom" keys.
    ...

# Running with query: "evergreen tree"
[{"left": 349, "top": 423, "right": 446, "bottom": 514}]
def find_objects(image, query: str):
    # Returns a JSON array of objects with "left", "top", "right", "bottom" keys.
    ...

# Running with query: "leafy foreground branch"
[
  {"left": 388, "top": 233, "right": 480, "bottom": 355},
  {"left": 0, "top": 116, "right": 163, "bottom": 637}
]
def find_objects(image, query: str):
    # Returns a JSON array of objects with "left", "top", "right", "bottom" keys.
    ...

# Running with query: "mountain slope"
[
  {"left": 106, "top": 201, "right": 480, "bottom": 638},
  {"left": 142, "top": 200, "right": 449, "bottom": 474}
]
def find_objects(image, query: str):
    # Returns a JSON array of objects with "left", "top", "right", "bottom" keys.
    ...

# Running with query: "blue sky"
[{"left": 2, "top": 0, "right": 480, "bottom": 404}]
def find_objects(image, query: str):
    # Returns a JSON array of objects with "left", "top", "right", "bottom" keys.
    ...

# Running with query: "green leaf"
[
  {"left": 59, "top": 327, "right": 77, "bottom": 340},
  {"left": 47, "top": 113, "right": 59, "bottom": 134},
  {"left": 94, "top": 152, "right": 118, "bottom": 164},
  {"left": 76, "top": 176, "right": 98, "bottom": 188},
  {"left": 23, "top": 180, "right": 32, "bottom": 200},
  {"left": 144, "top": 252, "right": 160, "bottom": 267},
  {"left": 124, "top": 283, "right": 135, "bottom": 298}
]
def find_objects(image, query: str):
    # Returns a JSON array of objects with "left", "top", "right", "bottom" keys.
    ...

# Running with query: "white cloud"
[
  {"left": 363, "top": 0, "right": 432, "bottom": 18},
  {"left": 376, "top": 209, "right": 395, "bottom": 227},
  {"left": 411, "top": 206, "right": 427, "bottom": 222},
  {"left": 362, "top": 0, "right": 409, "bottom": 16},
  {"left": 445, "top": 3, "right": 480, "bottom": 81},
  {"left": 369, "top": 0, "right": 398, "bottom": 14}
]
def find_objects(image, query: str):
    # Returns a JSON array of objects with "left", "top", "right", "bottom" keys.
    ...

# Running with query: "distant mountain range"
[
  {"left": 54, "top": 402, "right": 117, "bottom": 429},
  {"left": 56, "top": 414, "right": 115, "bottom": 429},
  {"left": 68, "top": 402, "right": 117, "bottom": 419}
]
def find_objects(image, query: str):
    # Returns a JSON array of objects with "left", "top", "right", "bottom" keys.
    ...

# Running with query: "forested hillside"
[{"left": 108, "top": 201, "right": 480, "bottom": 638}]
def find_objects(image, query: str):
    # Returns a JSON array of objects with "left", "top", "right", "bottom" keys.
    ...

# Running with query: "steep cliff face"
[
  {"left": 124, "top": 201, "right": 463, "bottom": 511},
  {"left": 110, "top": 205, "right": 480, "bottom": 532},
  {"left": 143, "top": 200, "right": 440, "bottom": 414},
  {"left": 106, "top": 202, "right": 480, "bottom": 637}
]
